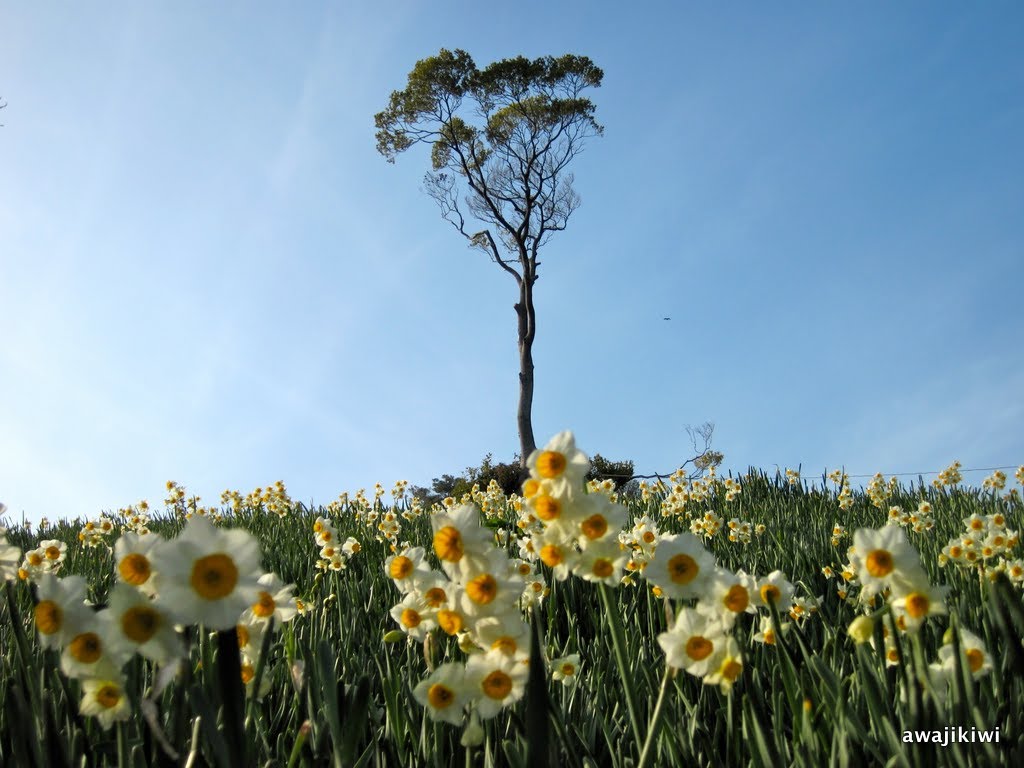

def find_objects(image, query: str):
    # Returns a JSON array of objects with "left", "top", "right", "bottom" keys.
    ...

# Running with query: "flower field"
[{"left": 2, "top": 434, "right": 1024, "bottom": 767}]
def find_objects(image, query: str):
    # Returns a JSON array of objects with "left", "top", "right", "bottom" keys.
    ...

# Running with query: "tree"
[{"left": 374, "top": 49, "right": 603, "bottom": 465}]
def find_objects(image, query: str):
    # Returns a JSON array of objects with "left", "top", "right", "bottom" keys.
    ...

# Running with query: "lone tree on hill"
[{"left": 374, "top": 49, "right": 603, "bottom": 465}]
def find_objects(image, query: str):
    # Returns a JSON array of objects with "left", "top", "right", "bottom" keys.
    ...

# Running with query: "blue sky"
[{"left": 2, "top": 2, "right": 1022, "bottom": 526}]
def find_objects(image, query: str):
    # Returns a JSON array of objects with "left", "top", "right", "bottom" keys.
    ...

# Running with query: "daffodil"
[
  {"left": 38, "top": 539, "right": 67, "bottom": 569},
  {"left": 20, "top": 547, "right": 51, "bottom": 580},
  {"left": 889, "top": 574, "right": 949, "bottom": 631},
  {"left": 413, "top": 663, "right": 470, "bottom": 725},
  {"left": 464, "top": 649, "right": 528, "bottom": 719},
  {"left": 755, "top": 570, "right": 795, "bottom": 613},
  {"left": 79, "top": 677, "right": 132, "bottom": 730},
  {"left": 658, "top": 607, "right": 727, "bottom": 677},
  {"left": 430, "top": 503, "right": 493, "bottom": 578},
  {"left": 573, "top": 494, "right": 627, "bottom": 546},
  {"left": 473, "top": 615, "right": 531, "bottom": 660},
  {"left": 850, "top": 526, "right": 920, "bottom": 597},
  {"left": 389, "top": 592, "right": 437, "bottom": 642},
  {"left": 61, "top": 610, "right": 128, "bottom": 680},
  {"left": 643, "top": 532, "right": 716, "bottom": 600},
  {"left": 151, "top": 516, "right": 264, "bottom": 630},
  {"left": 574, "top": 539, "right": 627, "bottom": 586},
  {"left": 550, "top": 653, "right": 581, "bottom": 687},
  {"left": 752, "top": 615, "right": 788, "bottom": 645},
  {"left": 526, "top": 431, "right": 590, "bottom": 496},
  {"left": 241, "top": 572, "right": 298, "bottom": 625},
  {"left": 530, "top": 528, "right": 579, "bottom": 582},
  {"left": 697, "top": 568, "right": 757, "bottom": 628},
  {"left": 938, "top": 628, "right": 992, "bottom": 679},
  {"left": 114, "top": 531, "right": 164, "bottom": 597},
  {"left": 33, "top": 573, "right": 93, "bottom": 649},
  {"left": 384, "top": 547, "right": 431, "bottom": 593},
  {"left": 703, "top": 636, "right": 743, "bottom": 694},
  {"left": 235, "top": 616, "right": 268, "bottom": 661},
  {"left": 106, "top": 583, "right": 183, "bottom": 665},
  {"left": 459, "top": 558, "right": 524, "bottom": 619}
]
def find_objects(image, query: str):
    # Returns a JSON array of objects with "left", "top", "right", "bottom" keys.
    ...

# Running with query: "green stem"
[
  {"left": 597, "top": 583, "right": 643, "bottom": 752},
  {"left": 637, "top": 666, "right": 673, "bottom": 768}
]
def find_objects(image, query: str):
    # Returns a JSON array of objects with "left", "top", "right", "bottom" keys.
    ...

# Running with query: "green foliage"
[
  {"left": 414, "top": 453, "right": 525, "bottom": 505},
  {"left": 374, "top": 48, "right": 603, "bottom": 262},
  {"left": 586, "top": 453, "right": 635, "bottom": 490},
  {"left": 3, "top": 477, "right": 1023, "bottom": 765}
]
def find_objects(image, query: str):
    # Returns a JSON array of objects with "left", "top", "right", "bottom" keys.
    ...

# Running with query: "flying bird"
[{"left": 663, "top": 317, "right": 671, "bottom": 321}]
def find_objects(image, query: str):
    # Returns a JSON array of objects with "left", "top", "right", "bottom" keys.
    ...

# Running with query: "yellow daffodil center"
[
  {"left": 534, "top": 495, "right": 561, "bottom": 521},
  {"left": 540, "top": 545, "right": 563, "bottom": 567},
  {"left": 492, "top": 637, "right": 517, "bottom": 655},
  {"left": 642, "top": 531, "right": 656, "bottom": 544},
  {"left": 592, "top": 559, "right": 614, "bottom": 579},
  {"left": 724, "top": 584, "right": 749, "bottom": 613},
  {"left": 667, "top": 554, "right": 698, "bottom": 584},
  {"left": 721, "top": 659, "right": 742, "bottom": 681},
  {"left": 686, "top": 636, "right": 713, "bottom": 661},
  {"left": 35, "top": 600, "right": 63, "bottom": 635},
  {"left": 966, "top": 648, "right": 985, "bottom": 673},
  {"left": 428, "top": 683, "right": 455, "bottom": 709},
  {"left": 763, "top": 629, "right": 776, "bottom": 645},
  {"left": 119, "top": 554, "right": 152, "bottom": 586},
  {"left": 437, "top": 610, "right": 463, "bottom": 635},
  {"left": 433, "top": 527, "right": 463, "bottom": 562},
  {"left": 760, "top": 585, "right": 781, "bottom": 605},
  {"left": 122, "top": 605, "right": 160, "bottom": 643},
  {"left": 424, "top": 587, "right": 447, "bottom": 608},
  {"left": 69, "top": 633, "right": 102, "bottom": 663},
  {"left": 561, "top": 663, "right": 576, "bottom": 676},
  {"left": 241, "top": 664, "right": 255, "bottom": 684},
  {"left": 45, "top": 546, "right": 62, "bottom": 560},
  {"left": 536, "top": 451, "right": 567, "bottom": 479},
  {"left": 466, "top": 574, "right": 498, "bottom": 605},
  {"left": 28, "top": 552, "right": 43, "bottom": 567},
  {"left": 581, "top": 515, "right": 609, "bottom": 540},
  {"left": 253, "top": 591, "right": 276, "bottom": 618},
  {"left": 904, "top": 593, "right": 930, "bottom": 619},
  {"left": 401, "top": 609, "right": 422, "bottom": 628},
  {"left": 237, "top": 624, "right": 250, "bottom": 648},
  {"left": 522, "top": 478, "right": 540, "bottom": 497},
  {"left": 482, "top": 670, "right": 513, "bottom": 700},
  {"left": 389, "top": 556, "right": 414, "bottom": 579},
  {"left": 865, "top": 549, "right": 894, "bottom": 578},
  {"left": 190, "top": 553, "right": 238, "bottom": 600},
  {"left": 96, "top": 684, "right": 122, "bottom": 709}
]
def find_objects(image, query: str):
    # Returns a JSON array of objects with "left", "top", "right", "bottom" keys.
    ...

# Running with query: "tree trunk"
[{"left": 516, "top": 278, "right": 537, "bottom": 467}]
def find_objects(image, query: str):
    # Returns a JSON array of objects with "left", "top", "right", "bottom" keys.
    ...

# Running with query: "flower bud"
[{"left": 847, "top": 615, "right": 874, "bottom": 644}]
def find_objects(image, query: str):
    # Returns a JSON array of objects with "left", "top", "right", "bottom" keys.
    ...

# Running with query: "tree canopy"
[{"left": 374, "top": 48, "right": 603, "bottom": 280}]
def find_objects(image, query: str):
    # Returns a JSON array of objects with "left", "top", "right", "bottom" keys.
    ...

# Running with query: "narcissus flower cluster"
[
  {"left": 387, "top": 500, "right": 534, "bottom": 730},
  {"left": 26, "top": 515, "right": 297, "bottom": 729}
]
